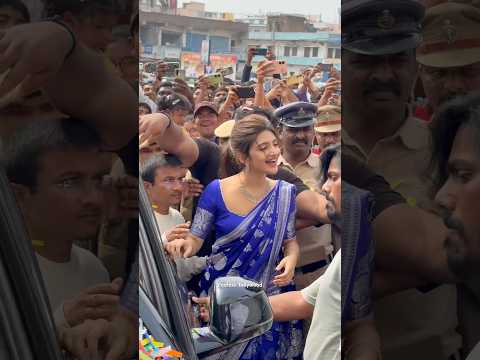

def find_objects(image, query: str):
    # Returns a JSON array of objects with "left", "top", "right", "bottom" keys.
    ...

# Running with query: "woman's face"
[{"left": 242, "top": 130, "right": 281, "bottom": 176}]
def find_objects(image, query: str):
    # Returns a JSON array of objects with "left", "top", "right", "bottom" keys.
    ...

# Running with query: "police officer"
[
  {"left": 315, "top": 105, "right": 341, "bottom": 154},
  {"left": 342, "top": 1, "right": 461, "bottom": 359},
  {"left": 416, "top": 1, "right": 480, "bottom": 355},
  {"left": 274, "top": 102, "right": 336, "bottom": 337},
  {"left": 417, "top": 1, "right": 480, "bottom": 120},
  {"left": 275, "top": 102, "right": 320, "bottom": 190}
]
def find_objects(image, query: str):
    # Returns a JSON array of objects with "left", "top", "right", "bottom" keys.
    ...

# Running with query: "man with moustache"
[
  {"left": 342, "top": 1, "right": 461, "bottom": 359},
  {"left": 276, "top": 102, "right": 321, "bottom": 191},
  {"left": 141, "top": 154, "right": 206, "bottom": 282},
  {"left": 417, "top": 1, "right": 480, "bottom": 122},
  {"left": 416, "top": 1, "right": 480, "bottom": 353},
  {"left": 426, "top": 94, "right": 480, "bottom": 359},
  {"left": 274, "top": 102, "right": 335, "bottom": 337},
  {"left": 275, "top": 102, "right": 335, "bottom": 281},
  {"left": 367, "top": 93, "right": 480, "bottom": 360},
  {"left": 314, "top": 105, "right": 341, "bottom": 155}
]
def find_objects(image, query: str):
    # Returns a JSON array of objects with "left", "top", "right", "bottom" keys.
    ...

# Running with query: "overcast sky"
[{"left": 177, "top": 0, "right": 340, "bottom": 23}]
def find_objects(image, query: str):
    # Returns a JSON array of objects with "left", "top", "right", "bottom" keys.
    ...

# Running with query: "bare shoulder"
[
  {"left": 219, "top": 174, "right": 241, "bottom": 191},
  {"left": 268, "top": 178, "right": 278, "bottom": 189}
]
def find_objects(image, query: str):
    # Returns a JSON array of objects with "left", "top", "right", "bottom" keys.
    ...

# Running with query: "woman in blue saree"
[{"left": 166, "top": 114, "right": 303, "bottom": 359}]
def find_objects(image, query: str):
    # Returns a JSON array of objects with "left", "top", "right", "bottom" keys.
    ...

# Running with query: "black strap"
[
  {"left": 295, "top": 259, "right": 328, "bottom": 275},
  {"left": 48, "top": 17, "right": 76, "bottom": 61},
  {"left": 295, "top": 252, "right": 334, "bottom": 275}
]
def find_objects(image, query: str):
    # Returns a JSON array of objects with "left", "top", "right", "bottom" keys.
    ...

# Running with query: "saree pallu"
[
  {"left": 191, "top": 180, "right": 303, "bottom": 360},
  {"left": 341, "top": 181, "right": 375, "bottom": 324}
]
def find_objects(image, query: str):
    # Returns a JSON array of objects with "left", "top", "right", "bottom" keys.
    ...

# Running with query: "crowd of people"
[
  {"left": 141, "top": 0, "right": 480, "bottom": 359},
  {"left": 1, "top": 0, "right": 480, "bottom": 358},
  {"left": 139, "top": 38, "right": 343, "bottom": 358},
  {"left": 0, "top": 0, "right": 139, "bottom": 358},
  {"left": 340, "top": 0, "right": 480, "bottom": 359}
]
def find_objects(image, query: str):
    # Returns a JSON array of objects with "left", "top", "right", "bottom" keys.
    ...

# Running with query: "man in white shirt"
[
  {"left": 3, "top": 119, "right": 123, "bottom": 328},
  {"left": 269, "top": 250, "right": 341, "bottom": 360},
  {"left": 142, "top": 153, "right": 206, "bottom": 281},
  {"left": 139, "top": 84, "right": 158, "bottom": 113}
]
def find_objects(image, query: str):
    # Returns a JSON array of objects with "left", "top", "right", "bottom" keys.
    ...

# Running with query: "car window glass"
[
  {"left": 139, "top": 218, "right": 172, "bottom": 329},
  {"left": 139, "top": 184, "right": 197, "bottom": 359},
  {"left": 140, "top": 181, "right": 197, "bottom": 328},
  {"left": 139, "top": 287, "right": 177, "bottom": 350},
  {"left": 0, "top": 169, "right": 62, "bottom": 359},
  {"left": 0, "top": 256, "right": 34, "bottom": 359}
]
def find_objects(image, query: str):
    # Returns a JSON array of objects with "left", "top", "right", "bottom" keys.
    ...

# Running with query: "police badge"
[
  {"left": 377, "top": 9, "right": 395, "bottom": 29},
  {"left": 442, "top": 19, "right": 457, "bottom": 44}
]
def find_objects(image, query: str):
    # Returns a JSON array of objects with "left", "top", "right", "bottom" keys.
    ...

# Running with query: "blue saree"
[{"left": 191, "top": 179, "right": 303, "bottom": 360}]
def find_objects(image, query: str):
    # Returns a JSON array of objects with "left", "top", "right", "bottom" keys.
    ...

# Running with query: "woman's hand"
[
  {"left": 273, "top": 238, "right": 300, "bottom": 286},
  {"left": 273, "top": 255, "right": 296, "bottom": 287}
]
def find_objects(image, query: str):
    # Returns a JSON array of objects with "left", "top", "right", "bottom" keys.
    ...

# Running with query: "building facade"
[
  {"left": 140, "top": 3, "right": 340, "bottom": 80},
  {"left": 139, "top": 11, "right": 248, "bottom": 78},
  {"left": 236, "top": 31, "right": 341, "bottom": 75}
]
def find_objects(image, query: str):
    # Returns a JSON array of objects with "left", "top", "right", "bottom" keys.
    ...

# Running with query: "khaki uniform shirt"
[
  {"left": 278, "top": 152, "right": 320, "bottom": 192},
  {"left": 278, "top": 152, "right": 333, "bottom": 281},
  {"left": 343, "top": 116, "right": 436, "bottom": 211},
  {"left": 343, "top": 116, "right": 461, "bottom": 359}
]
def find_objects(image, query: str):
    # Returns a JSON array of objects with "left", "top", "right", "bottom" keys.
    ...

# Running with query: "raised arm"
[
  {"left": 0, "top": 21, "right": 137, "bottom": 151},
  {"left": 296, "top": 190, "right": 331, "bottom": 224},
  {"left": 139, "top": 113, "right": 199, "bottom": 167},
  {"left": 373, "top": 204, "right": 455, "bottom": 285},
  {"left": 44, "top": 43, "right": 137, "bottom": 150}
]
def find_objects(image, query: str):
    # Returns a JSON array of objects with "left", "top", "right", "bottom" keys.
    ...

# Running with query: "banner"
[{"left": 181, "top": 52, "right": 238, "bottom": 78}]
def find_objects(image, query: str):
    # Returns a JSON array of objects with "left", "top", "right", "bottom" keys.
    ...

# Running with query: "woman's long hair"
[{"left": 219, "top": 114, "right": 279, "bottom": 178}]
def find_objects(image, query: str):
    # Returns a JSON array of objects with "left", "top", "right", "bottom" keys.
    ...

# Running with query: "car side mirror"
[{"left": 194, "top": 276, "right": 273, "bottom": 358}]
